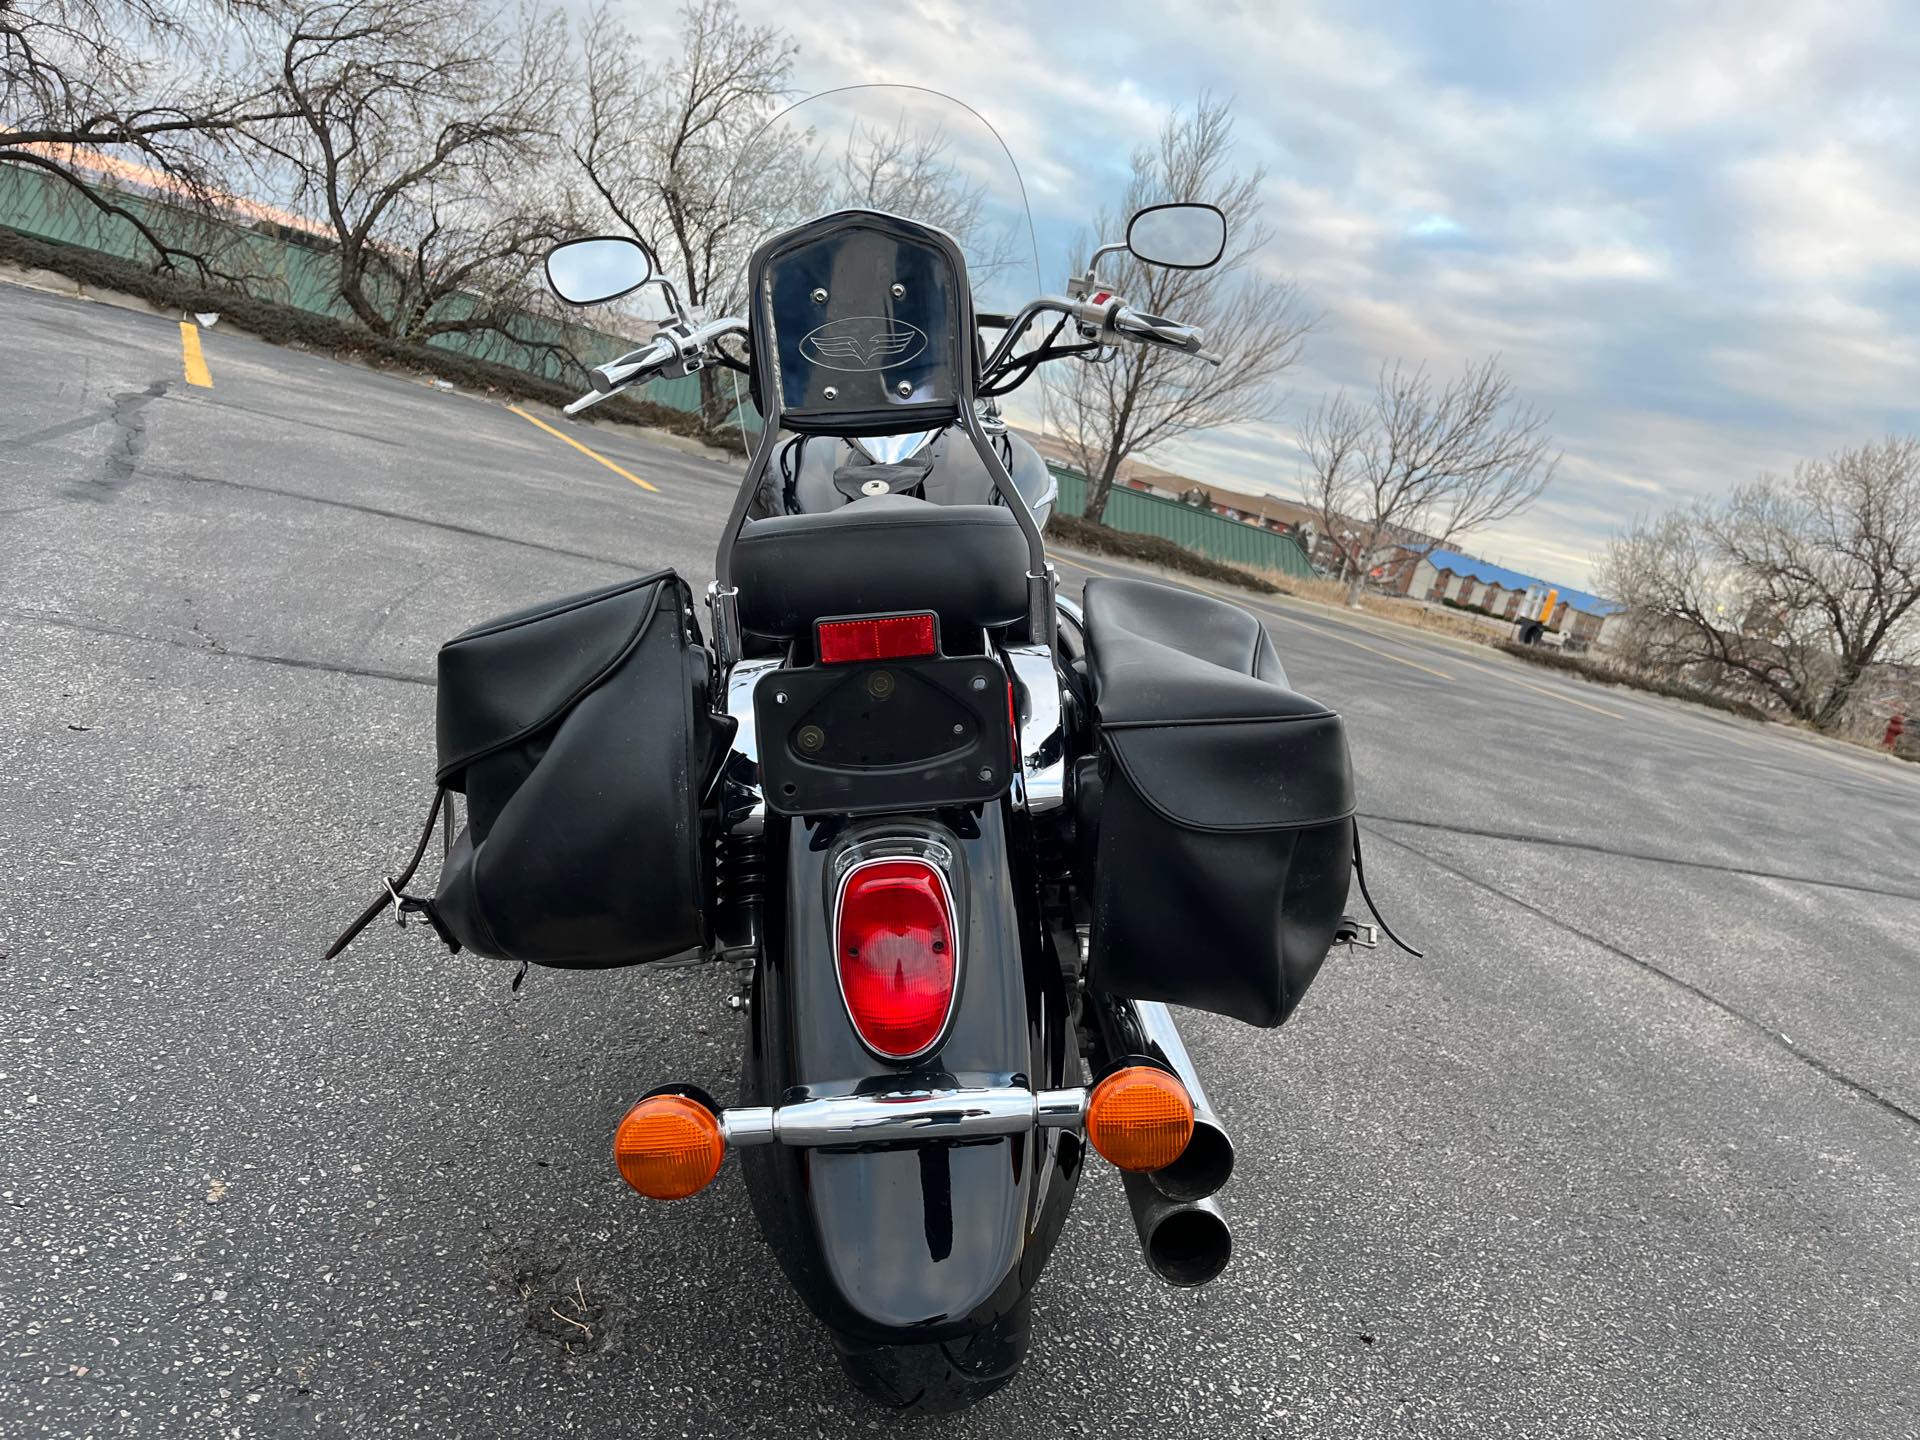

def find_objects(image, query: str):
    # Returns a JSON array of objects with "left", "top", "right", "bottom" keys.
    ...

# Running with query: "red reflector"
[
  {"left": 835, "top": 859, "right": 956, "bottom": 1059},
  {"left": 817, "top": 613, "right": 937, "bottom": 665}
]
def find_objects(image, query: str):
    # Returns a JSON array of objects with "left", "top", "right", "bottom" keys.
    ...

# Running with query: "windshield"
[{"left": 728, "top": 84, "right": 1042, "bottom": 319}]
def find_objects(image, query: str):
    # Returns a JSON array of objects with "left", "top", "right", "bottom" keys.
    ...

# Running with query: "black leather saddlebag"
[
  {"left": 1079, "top": 578, "right": 1354, "bottom": 1027},
  {"left": 428, "top": 571, "right": 728, "bottom": 969}
]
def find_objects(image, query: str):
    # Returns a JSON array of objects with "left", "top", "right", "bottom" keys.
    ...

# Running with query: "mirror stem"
[
  {"left": 652, "top": 276, "right": 693, "bottom": 326},
  {"left": 1084, "top": 239, "right": 1129, "bottom": 286}
]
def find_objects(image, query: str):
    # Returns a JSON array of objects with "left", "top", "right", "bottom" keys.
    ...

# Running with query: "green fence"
[
  {"left": 1048, "top": 465, "right": 1315, "bottom": 578},
  {"left": 0, "top": 161, "right": 707, "bottom": 414},
  {"left": 3, "top": 165, "right": 1323, "bottom": 573}
]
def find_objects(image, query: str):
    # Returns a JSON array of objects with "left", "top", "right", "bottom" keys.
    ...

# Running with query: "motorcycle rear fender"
[{"left": 740, "top": 802, "right": 1082, "bottom": 1345}]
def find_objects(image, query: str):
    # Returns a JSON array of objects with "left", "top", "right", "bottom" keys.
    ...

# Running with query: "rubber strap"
[
  {"left": 1352, "top": 820, "right": 1425, "bottom": 958},
  {"left": 323, "top": 789, "right": 461, "bottom": 960}
]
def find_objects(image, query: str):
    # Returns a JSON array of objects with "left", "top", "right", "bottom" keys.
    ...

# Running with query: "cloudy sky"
[{"left": 628, "top": 0, "right": 1920, "bottom": 588}]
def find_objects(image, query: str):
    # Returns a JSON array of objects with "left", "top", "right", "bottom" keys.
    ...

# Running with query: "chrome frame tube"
[{"left": 717, "top": 1084, "right": 1089, "bottom": 1149}]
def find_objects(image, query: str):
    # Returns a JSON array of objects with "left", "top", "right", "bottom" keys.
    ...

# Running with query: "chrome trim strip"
[
  {"left": 719, "top": 656, "right": 780, "bottom": 835},
  {"left": 718, "top": 1085, "right": 1089, "bottom": 1149},
  {"left": 850, "top": 429, "right": 938, "bottom": 465},
  {"left": 1004, "top": 642, "right": 1065, "bottom": 813}
]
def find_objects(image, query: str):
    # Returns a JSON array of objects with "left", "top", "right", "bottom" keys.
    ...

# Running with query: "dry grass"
[
  {"left": 1493, "top": 641, "right": 1773, "bottom": 721},
  {"left": 1251, "top": 572, "right": 1509, "bottom": 646}
]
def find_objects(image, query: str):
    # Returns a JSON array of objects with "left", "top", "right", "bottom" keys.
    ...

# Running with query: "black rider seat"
[
  {"left": 1080, "top": 574, "right": 1290, "bottom": 712},
  {"left": 733, "top": 495, "right": 1030, "bottom": 639}
]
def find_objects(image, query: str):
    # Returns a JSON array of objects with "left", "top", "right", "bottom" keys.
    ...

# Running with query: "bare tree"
[
  {"left": 566, "top": 0, "right": 810, "bottom": 417},
  {"left": 1297, "top": 388, "right": 1369, "bottom": 575},
  {"left": 1044, "top": 96, "right": 1311, "bottom": 524},
  {"left": 1300, "top": 356, "right": 1559, "bottom": 604},
  {"left": 1, "top": 0, "right": 291, "bottom": 272},
  {"left": 244, "top": 0, "right": 575, "bottom": 344},
  {"left": 824, "top": 116, "right": 1018, "bottom": 281},
  {"left": 568, "top": 0, "right": 803, "bottom": 316},
  {"left": 1597, "top": 436, "right": 1920, "bottom": 729}
]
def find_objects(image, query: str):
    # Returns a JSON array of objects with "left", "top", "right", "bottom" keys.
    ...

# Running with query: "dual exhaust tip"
[
  {"left": 1089, "top": 994, "right": 1236, "bottom": 1289},
  {"left": 1125, "top": 1116, "right": 1234, "bottom": 1288}
]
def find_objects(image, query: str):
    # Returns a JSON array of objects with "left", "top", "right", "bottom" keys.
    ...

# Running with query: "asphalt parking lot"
[{"left": 3, "top": 278, "right": 1918, "bottom": 1439}]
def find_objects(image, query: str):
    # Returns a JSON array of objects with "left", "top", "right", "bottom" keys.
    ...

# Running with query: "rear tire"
[{"left": 832, "top": 1299, "right": 1029, "bottom": 1414}]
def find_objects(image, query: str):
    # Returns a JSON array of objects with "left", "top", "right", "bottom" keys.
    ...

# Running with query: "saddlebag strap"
[
  {"left": 1351, "top": 819, "right": 1425, "bottom": 959},
  {"left": 323, "top": 789, "right": 462, "bottom": 960}
]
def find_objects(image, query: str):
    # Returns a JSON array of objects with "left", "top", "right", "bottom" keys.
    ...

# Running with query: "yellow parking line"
[
  {"left": 506, "top": 404, "right": 657, "bottom": 493},
  {"left": 179, "top": 322, "right": 212, "bottom": 388}
]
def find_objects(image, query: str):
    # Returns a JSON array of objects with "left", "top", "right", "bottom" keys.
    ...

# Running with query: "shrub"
[
  {"left": 1046, "top": 512, "right": 1282, "bottom": 594},
  {"left": 0, "top": 226, "right": 739, "bottom": 447},
  {"left": 1495, "top": 641, "right": 1772, "bottom": 721}
]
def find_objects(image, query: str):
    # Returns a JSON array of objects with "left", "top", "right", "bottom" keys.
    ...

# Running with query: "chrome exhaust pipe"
[
  {"left": 1089, "top": 992, "right": 1236, "bottom": 1202},
  {"left": 1120, "top": 1173, "right": 1232, "bottom": 1287}
]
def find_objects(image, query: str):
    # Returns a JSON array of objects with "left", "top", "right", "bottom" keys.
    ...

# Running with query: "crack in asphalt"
[
  {"left": 1359, "top": 811, "right": 1920, "bottom": 904},
  {"left": 2, "top": 607, "right": 433, "bottom": 687},
  {"left": 67, "top": 380, "right": 168, "bottom": 499},
  {"left": 3, "top": 409, "right": 118, "bottom": 449},
  {"left": 176, "top": 392, "right": 408, "bottom": 449},
  {"left": 1363, "top": 823, "right": 1920, "bottom": 1133},
  {"left": 137, "top": 464, "right": 638, "bottom": 570}
]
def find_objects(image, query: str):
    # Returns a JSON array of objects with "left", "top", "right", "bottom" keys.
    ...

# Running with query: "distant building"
[
  {"left": 1010, "top": 431, "right": 1607, "bottom": 635},
  {"left": 1396, "top": 548, "right": 1620, "bottom": 645}
]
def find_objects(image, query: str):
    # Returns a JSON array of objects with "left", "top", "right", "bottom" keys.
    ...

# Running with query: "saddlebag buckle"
[{"left": 1334, "top": 914, "right": 1379, "bottom": 950}]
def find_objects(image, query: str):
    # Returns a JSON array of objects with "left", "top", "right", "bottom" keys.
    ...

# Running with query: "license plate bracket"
[{"left": 753, "top": 657, "right": 1012, "bottom": 816}]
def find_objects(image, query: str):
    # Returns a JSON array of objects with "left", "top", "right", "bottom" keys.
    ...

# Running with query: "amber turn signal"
[
  {"left": 614, "top": 1094, "right": 725, "bottom": 1200},
  {"left": 1085, "top": 1065, "right": 1195, "bottom": 1172}
]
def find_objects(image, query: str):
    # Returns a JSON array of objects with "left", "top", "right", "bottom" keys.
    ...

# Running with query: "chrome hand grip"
[{"left": 590, "top": 338, "right": 675, "bottom": 392}]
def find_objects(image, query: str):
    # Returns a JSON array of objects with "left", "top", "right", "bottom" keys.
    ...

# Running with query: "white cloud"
[
  {"left": 1731, "top": 144, "right": 1920, "bottom": 281},
  {"left": 634, "top": 0, "right": 1920, "bottom": 590}
]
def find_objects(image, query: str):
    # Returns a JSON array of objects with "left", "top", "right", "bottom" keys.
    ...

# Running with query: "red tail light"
[
  {"left": 835, "top": 858, "right": 957, "bottom": 1060},
  {"left": 816, "top": 612, "right": 937, "bottom": 665}
]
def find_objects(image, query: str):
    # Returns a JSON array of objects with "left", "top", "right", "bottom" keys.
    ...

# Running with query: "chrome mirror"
[
  {"left": 1125, "top": 203, "right": 1227, "bottom": 270},
  {"left": 544, "top": 236, "right": 654, "bottom": 306}
]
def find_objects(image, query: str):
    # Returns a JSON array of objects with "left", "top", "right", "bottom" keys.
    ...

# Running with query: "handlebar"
[
  {"left": 567, "top": 295, "right": 1214, "bottom": 417},
  {"left": 566, "top": 316, "right": 750, "bottom": 415},
  {"left": 590, "top": 337, "right": 675, "bottom": 392},
  {"left": 1110, "top": 305, "right": 1222, "bottom": 366},
  {"left": 979, "top": 295, "right": 1220, "bottom": 380}
]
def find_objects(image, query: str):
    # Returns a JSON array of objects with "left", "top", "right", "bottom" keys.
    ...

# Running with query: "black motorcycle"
[{"left": 334, "top": 86, "right": 1399, "bottom": 1412}]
